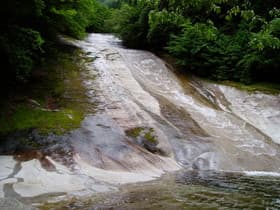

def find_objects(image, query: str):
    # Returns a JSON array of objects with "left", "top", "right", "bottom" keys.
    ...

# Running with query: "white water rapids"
[{"left": 0, "top": 34, "right": 280, "bottom": 205}]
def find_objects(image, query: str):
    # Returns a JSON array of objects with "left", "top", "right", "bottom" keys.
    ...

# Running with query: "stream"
[{"left": 0, "top": 33, "right": 280, "bottom": 209}]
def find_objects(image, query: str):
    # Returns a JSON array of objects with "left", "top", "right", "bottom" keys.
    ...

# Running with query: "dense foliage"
[
  {"left": 0, "top": 0, "right": 109, "bottom": 86},
  {"left": 109, "top": 0, "right": 280, "bottom": 84},
  {"left": 2, "top": 0, "right": 279, "bottom": 87}
]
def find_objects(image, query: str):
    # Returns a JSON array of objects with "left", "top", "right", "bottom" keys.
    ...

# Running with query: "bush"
[
  {"left": 167, "top": 22, "right": 218, "bottom": 76},
  {"left": 0, "top": 27, "right": 44, "bottom": 83},
  {"left": 0, "top": 0, "right": 110, "bottom": 85},
  {"left": 110, "top": 0, "right": 280, "bottom": 84},
  {"left": 117, "top": 2, "right": 151, "bottom": 48},
  {"left": 147, "top": 10, "right": 185, "bottom": 48}
]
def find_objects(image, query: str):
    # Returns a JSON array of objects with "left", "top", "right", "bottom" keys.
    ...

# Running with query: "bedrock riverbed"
[{"left": 0, "top": 34, "right": 280, "bottom": 209}]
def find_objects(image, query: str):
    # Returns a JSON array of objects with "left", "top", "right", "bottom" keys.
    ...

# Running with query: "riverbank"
[
  {"left": 0, "top": 42, "right": 95, "bottom": 137},
  {"left": 1, "top": 39, "right": 279, "bottom": 137},
  {"left": 158, "top": 53, "right": 280, "bottom": 95},
  {"left": 1, "top": 33, "right": 280, "bottom": 209}
]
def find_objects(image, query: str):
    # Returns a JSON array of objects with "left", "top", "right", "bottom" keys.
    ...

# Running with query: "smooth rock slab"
[
  {"left": 0, "top": 156, "right": 17, "bottom": 179},
  {"left": 13, "top": 158, "right": 112, "bottom": 197},
  {"left": 0, "top": 178, "right": 18, "bottom": 198}
]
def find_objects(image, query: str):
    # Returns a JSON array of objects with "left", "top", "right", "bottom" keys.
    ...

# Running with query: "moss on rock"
[
  {"left": 0, "top": 45, "right": 95, "bottom": 136},
  {"left": 125, "top": 127, "right": 145, "bottom": 138},
  {"left": 125, "top": 127, "right": 165, "bottom": 155}
]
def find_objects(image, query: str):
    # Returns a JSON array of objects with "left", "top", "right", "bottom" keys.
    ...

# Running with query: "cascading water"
[
  {"left": 0, "top": 33, "right": 279, "bottom": 209},
  {"left": 79, "top": 33, "right": 280, "bottom": 173}
]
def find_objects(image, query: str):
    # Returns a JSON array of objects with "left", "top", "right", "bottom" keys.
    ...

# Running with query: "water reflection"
[
  {"left": 105, "top": 171, "right": 280, "bottom": 209},
  {"left": 41, "top": 170, "right": 280, "bottom": 209}
]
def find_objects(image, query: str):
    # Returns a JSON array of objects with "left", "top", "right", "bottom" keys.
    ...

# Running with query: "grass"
[
  {"left": 158, "top": 53, "right": 280, "bottom": 95},
  {"left": 220, "top": 81, "right": 280, "bottom": 94},
  {"left": 125, "top": 127, "right": 145, "bottom": 138},
  {"left": 0, "top": 106, "right": 84, "bottom": 135},
  {"left": 198, "top": 77, "right": 280, "bottom": 95},
  {"left": 125, "top": 127, "right": 167, "bottom": 155},
  {"left": 0, "top": 44, "right": 94, "bottom": 135},
  {"left": 144, "top": 128, "right": 157, "bottom": 144},
  {"left": 125, "top": 127, "right": 158, "bottom": 144}
]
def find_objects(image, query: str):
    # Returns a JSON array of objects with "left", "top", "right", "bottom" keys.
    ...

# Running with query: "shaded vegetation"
[
  {"left": 0, "top": 0, "right": 110, "bottom": 88},
  {"left": 125, "top": 127, "right": 166, "bottom": 155},
  {"left": 125, "top": 127, "right": 145, "bottom": 138},
  {"left": 0, "top": 0, "right": 109, "bottom": 135},
  {"left": 2, "top": 0, "right": 279, "bottom": 135},
  {"left": 125, "top": 127, "right": 157, "bottom": 144},
  {"left": 104, "top": 0, "right": 280, "bottom": 85},
  {"left": 0, "top": 46, "right": 94, "bottom": 135},
  {"left": 216, "top": 81, "right": 280, "bottom": 95},
  {"left": 0, "top": 106, "right": 83, "bottom": 135}
]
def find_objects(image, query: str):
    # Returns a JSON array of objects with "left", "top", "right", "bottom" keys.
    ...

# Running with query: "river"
[{"left": 0, "top": 33, "right": 280, "bottom": 209}]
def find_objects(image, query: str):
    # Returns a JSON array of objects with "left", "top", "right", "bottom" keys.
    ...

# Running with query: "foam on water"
[{"left": 244, "top": 171, "right": 280, "bottom": 177}]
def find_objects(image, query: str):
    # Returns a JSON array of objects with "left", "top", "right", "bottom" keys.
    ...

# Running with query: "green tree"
[{"left": 0, "top": 0, "right": 109, "bottom": 85}]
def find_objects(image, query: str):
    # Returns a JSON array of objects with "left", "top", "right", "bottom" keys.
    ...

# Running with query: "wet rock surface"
[
  {"left": 38, "top": 171, "right": 280, "bottom": 210},
  {"left": 0, "top": 33, "right": 280, "bottom": 208}
]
